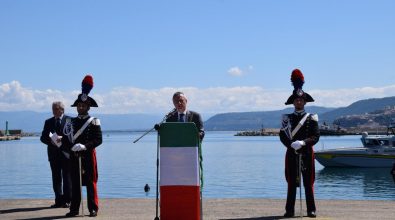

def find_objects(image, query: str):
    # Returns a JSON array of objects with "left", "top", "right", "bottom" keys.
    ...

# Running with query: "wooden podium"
[{"left": 159, "top": 122, "right": 202, "bottom": 220}]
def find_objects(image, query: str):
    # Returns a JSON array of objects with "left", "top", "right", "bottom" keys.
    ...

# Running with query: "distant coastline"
[{"left": 234, "top": 127, "right": 390, "bottom": 136}]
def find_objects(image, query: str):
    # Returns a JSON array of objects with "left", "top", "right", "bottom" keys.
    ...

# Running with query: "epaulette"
[
  {"left": 311, "top": 114, "right": 319, "bottom": 122},
  {"left": 92, "top": 118, "right": 101, "bottom": 126}
]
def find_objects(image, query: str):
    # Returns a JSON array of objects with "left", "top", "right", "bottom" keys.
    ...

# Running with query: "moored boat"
[{"left": 315, "top": 125, "right": 395, "bottom": 167}]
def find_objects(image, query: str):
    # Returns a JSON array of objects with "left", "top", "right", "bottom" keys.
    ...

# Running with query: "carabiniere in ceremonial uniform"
[
  {"left": 279, "top": 69, "right": 320, "bottom": 218},
  {"left": 64, "top": 75, "right": 102, "bottom": 218}
]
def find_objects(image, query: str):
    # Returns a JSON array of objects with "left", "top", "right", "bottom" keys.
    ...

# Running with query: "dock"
[
  {"left": 0, "top": 135, "right": 20, "bottom": 141},
  {"left": 234, "top": 128, "right": 377, "bottom": 136},
  {"left": 235, "top": 129, "right": 280, "bottom": 136},
  {"left": 1, "top": 198, "right": 394, "bottom": 219},
  {"left": 0, "top": 128, "right": 22, "bottom": 141}
]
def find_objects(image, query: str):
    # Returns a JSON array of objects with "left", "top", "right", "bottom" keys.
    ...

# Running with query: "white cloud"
[
  {"left": 310, "top": 85, "right": 395, "bottom": 108},
  {"left": 227, "top": 66, "right": 254, "bottom": 77},
  {"left": 0, "top": 81, "right": 74, "bottom": 112},
  {"left": 1, "top": 81, "right": 395, "bottom": 114},
  {"left": 227, "top": 67, "right": 243, "bottom": 76}
]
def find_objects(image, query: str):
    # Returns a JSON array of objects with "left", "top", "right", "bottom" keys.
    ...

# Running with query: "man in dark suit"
[
  {"left": 166, "top": 91, "right": 205, "bottom": 140},
  {"left": 40, "top": 101, "right": 72, "bottom": 208}
]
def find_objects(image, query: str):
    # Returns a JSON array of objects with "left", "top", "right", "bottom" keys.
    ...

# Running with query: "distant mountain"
[
  {"left": 204, "top": 106, "right": 334, "bottom": 131},
  {"left": 203, "top": 96, "right": 395, "bottom": 131},
  {"left": 0, "top": 111, "right": 49, "bottom": 133},
  {"left": 0, "top": 111, "right": 163, "bottom": 133},
  {"left": 320, "top": 96, "right": 395, "bottom": 124},
  {"left": 2, "top": 96, "right": 395, "bottom": 132}
]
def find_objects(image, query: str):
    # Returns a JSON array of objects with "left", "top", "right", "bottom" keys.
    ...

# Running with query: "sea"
[{"left": 1, "top": 131, "right": 394, "bottom": 200}]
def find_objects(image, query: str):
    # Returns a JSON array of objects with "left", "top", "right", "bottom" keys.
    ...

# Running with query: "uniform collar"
[
  {"left": 78, "top": 114, "right": 90, "bottom": 119},
  {"left": 293, "top": 110, "right": 306, "bottom": 116}
]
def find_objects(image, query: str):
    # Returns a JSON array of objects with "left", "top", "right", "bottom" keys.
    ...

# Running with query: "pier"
[
  {"left": 235, "top": 128, "right": 280, "bottom": 136},
  {"left": 0, "top": 136, "right": 21, "bottom": 141},
  {"left": 0, "top": 198, "right": 394, "bottom": 219},
  {"left": 234, "top": 127, "right": 389, "bottom": 136}
]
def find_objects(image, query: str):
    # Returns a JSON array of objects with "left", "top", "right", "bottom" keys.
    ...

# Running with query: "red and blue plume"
[
  {"left": 81, "top": 74, "right": 94, "bottom": 95},
  {"left": 291, "top": 69, "right": 304, "bottom": 90}
]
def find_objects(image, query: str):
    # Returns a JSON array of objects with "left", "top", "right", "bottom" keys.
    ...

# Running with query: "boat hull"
[{"left": 315, "top": 150, "right": 395, "bottom": 168}]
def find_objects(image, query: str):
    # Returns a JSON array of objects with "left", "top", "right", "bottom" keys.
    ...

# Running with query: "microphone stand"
[
  {"left": 132, "top": 109, "right": 176, "bottom": 220},
  {"left": 133, "top": 109, "right": 176, "bottom": 144},
  {"left": 133, "top": 127, "right": 156, "bottom": 144}
]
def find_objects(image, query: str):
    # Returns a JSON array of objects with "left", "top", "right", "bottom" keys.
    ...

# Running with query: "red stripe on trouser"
[
  {"left": 160, "top": 185, "right": 200, "bottom": 220},
  {"left": 86, "top": 180, "right": 99, "bottom": 212},
  {"left": 309, "top": 151, "right": 315, "bottom": 193},
  {"left": 93, "top": 181, "right": 99, "bottom": 211}
]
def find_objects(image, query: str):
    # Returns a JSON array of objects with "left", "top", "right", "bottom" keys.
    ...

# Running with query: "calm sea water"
[{"left": 0, "top": 131, "right": 394, "bottom": 200}]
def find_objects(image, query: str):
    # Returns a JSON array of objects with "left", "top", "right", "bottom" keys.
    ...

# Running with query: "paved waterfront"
[{"left": 1, "top": 198, "right": 394, "bottom": 220}]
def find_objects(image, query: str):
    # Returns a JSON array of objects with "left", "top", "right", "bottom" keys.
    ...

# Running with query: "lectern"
[{"left": 159, "top": 122, "right": 202, "bottom": 220}]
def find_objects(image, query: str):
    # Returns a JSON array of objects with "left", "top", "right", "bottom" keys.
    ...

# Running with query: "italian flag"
[{"left": 160, "top": 123, "right": 201, "bottom": 220}]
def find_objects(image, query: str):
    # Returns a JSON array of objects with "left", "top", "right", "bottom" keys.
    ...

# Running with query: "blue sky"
[{"left": 1, "top": 0, "right": 394, "bottom": 115}]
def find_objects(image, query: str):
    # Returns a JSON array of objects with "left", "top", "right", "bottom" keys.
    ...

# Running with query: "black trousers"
[
  {"left": 285, "top": 150, "right": 316, "bottom": 213},
  {"left": 49, "top": 151, "right": 71, "bottom": 205},
  {"left": 69, "top": 157, "right": 99, "bottom": 213}
]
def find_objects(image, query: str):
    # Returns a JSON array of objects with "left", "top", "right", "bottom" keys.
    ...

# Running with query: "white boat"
[{"left": 315, "top": 126, "right": 395, "bottom": 167}]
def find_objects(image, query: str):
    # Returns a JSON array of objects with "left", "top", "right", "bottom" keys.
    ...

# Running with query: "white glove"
[
  {"left": 291, "top": 140, "right": 305, "bottom": 151},
  {"left": 71, "top": 143, "right": 87, "bottom": 152}
]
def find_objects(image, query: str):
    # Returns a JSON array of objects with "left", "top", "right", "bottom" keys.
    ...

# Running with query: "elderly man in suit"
[
  {"left": 40, "top": 101, "right": 72, "bottom": 208},
  {"left": 165, "top": 91, "right": 205, "bottom": 140}
]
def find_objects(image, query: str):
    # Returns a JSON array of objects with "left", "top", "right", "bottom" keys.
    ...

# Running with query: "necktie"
[
  {"left": 55, "top": 118, "right": 61, "bottom": 134},
  {"left": 179, "top": 113, "right": 185, "bottom": 122}
]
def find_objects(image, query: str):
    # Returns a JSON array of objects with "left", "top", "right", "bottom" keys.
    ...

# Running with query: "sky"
[{"left": 1, "top": 0, "right": 394, "bottom": 115}]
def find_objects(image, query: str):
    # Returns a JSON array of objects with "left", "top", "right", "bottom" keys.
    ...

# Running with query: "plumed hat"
[
  {"left": 71, "top": 75, "right": 98, "bottom": 107},
  {"left": 285, "top": 69, "right": 314, "bottom": 105}
]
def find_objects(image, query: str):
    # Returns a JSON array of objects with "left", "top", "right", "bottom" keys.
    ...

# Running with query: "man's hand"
[
  {"left": 291, "top": 140, "right": 305, "bottom": 151},
  {"left": 71, "top": 143, "right": 87, "bottom": 152},
  {"left": 56, "top": 136, "right": 62, "bottom": 143}
]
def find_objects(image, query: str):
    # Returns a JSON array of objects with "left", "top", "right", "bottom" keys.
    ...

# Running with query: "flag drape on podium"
[{"left": 159, "top": 122, "right": 201, "bottom": 220}]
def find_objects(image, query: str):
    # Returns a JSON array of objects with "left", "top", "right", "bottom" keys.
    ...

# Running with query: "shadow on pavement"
[{"left": 0, "top": 206, "right": 52, "bottom": 214}]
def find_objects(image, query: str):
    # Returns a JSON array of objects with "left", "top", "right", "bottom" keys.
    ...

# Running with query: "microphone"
[{"left": 154, "top": 108, "right": 177, "bottom": 131}]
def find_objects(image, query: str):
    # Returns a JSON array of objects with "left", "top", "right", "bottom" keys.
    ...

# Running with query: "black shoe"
[
  {"left": 283, "top": 211, "right": 294, "bottom": 217},
  {"left": 50, "top": 203, "right": 62, "bottom": 208},
  {"left": 66, "top": 211, "right": 79, "bottom": 217},
  {"left": 307, "top": 211, "right": 316, "bottom": 218},
  {"left": 89, "top": 210, "right": 98, "bottom": 217},
  {"left": 62, "top": 203, "right": 70, "bottom": 208}
]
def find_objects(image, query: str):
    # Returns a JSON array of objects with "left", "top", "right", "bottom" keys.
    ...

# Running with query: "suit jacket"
[
  {"left": 166, "top": 110, "right": 205, "bottom": 140},
  {"left": 40, "top": 115, "right": 70, "bottom": 161}
]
